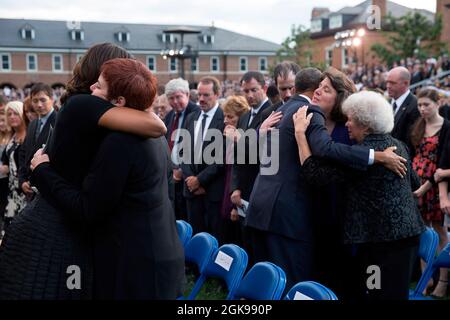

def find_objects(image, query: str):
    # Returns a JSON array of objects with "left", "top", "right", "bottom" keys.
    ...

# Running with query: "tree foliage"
[{"left": 371, "top": 12, "right": 446, "bottom": 66}]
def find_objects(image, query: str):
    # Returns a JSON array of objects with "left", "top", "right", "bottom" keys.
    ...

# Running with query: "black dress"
[
  {"left": 0, "top": 94, "right": 113, "bottom": 299},
  {"left": 32, "top": 133, "right": 185, "bottom": 299}
]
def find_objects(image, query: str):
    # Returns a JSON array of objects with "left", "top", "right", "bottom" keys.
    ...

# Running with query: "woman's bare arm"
[{"left": 99, "top": 107, "right": 167, "bottom": 138}]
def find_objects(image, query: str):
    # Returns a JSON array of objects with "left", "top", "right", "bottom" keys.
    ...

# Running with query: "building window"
[
  {"left": 52, "top": 54, "right": 63, "bottom": 72},
  {"left": 239, "top": 57, "right": 248, "bottom": 72},
  {"left": 325, "top": 48, "right": 333, "bottom": 67},
  {"left": 21, "top": 28, "right": 35, "bottom": 40},
  {"left": 259, "top": 57, "right": 267, "bottom": 72},
  {"left": 191, "top": 57, "right": 199, "bottom": 72},
  {"left": 311, "top": 19, "right": 322, "bottom": 33},
  {"left": 169, "top": 57, "right": 177, "bottom": 72},
  {"left": 1, "top": 54, "right": 11, "bottom": 71},
  {"left": 342, "top": 48, "right": 349, "bottom": 68},
  {"left": 329, "top": 15, "right": 342, "bottom": 29},
  {"left": 117, "top": 32, "right": 130, "bottom": 42},
  {"left": 211, "top": 56, "right": 219, "bottom": 72},
  {"left": 147, "top": 56, "right": 156, "bottom": 71},
  {"left": 203, "top": 34, "right": 214, "bottom": 44},
  {"left": 162, "top": 33, "right": 175, "bottom": 43},
  {"left": 27, "top": 54, "right": 38, "bottom": 71},
  {"left": 71, "top": 30, "right": 84, "bottom": 41}
]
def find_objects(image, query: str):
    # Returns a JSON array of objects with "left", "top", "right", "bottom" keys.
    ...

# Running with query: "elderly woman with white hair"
[
  {"left": 0, "top": 101, "right": 27, "bottom": 231},
  {"left": 293, "top": 90, "right": 425, "bottom": 301}
]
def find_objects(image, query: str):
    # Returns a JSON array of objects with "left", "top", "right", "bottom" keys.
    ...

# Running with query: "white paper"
[
  {"left": 214, "top": 250, "right": 234, "bottom": 271},
  {"left": 293, "top": 291, "right": 314, "bottom": 300},
  {"left": 237, "top": 199, "right": 249, "bottom": 218}
]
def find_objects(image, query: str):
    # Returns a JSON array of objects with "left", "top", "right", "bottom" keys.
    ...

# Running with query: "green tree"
[
  {"left": 271, "top": 24, "right": 325, "bottom": 73},
  {"left": 371, "top": 12, "right": 446, "bottom": 66}
]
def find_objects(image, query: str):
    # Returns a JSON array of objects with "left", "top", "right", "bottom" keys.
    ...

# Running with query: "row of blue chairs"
[
  {"left": 410, "top": 227, "right": 450, "bottom": 300},
  {"left": 176, "top": 220, "right": 338, "bottom": 300}
]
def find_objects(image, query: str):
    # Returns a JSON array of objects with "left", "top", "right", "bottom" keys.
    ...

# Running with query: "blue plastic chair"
[
  {"left": 285, "top": 281, "right": 338, "bottom": 300},
  {"left": 187, "top": 243, "right": 248, "bottom": 300},
  {"left": 233, "top": 261, "right": 287, "bottom": 300},
  {"left": 409, "top": 227, "right": 439, "bottom": 299},
  {"left": 410, "top": 242, "right": 450, "bottom": 300},
  {"left": 176, "top": 220, "right": 193, "bottom": 248}
]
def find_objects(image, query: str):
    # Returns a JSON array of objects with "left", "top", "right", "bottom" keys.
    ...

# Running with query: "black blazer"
[
  {"left": 164, "top": 101, "right": 200, "bottom": 145},
  {"left": 245, "top": 95, "right": 370, "bottom": 242},
  {"left": 18, "top": 111, "right": 56, "bottom": 186},
  {"left": 180, "top": 107, "right": 225, "bottom": 202},
  {"left": 33, "top": 133, "right": 185, "bottom": 299},
  {"left": 258, "top": 100, "right": 283, "bottom": 122},
  {"left": 391, "top": 92, "right": 420, "bottom": 145},
  {"left": 230, "top": 99, "right": 272, "bottom": 199}
]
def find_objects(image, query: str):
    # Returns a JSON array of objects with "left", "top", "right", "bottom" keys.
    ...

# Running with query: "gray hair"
[
  {"left": 342, "top": 91, "right": 394, "bottom": 134},
  {"left": 165, "top": 78, "right": 189, "bottom": 96}
]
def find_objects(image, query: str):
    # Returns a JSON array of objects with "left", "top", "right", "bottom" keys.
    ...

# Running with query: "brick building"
[
  {"left": 309, "top": 0, "right": 437, "bottom": 69},
  {"left": 0, "top": 19, "right": 281, "bottom": 89}
]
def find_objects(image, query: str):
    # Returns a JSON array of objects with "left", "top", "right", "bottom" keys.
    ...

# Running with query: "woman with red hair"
[{"left": 31, "top": 58, "right": 184, "bottom": 299}]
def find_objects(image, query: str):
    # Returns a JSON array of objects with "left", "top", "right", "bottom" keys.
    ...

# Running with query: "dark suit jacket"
[
  {"left": 33, "top": 133, "right": 185, "bottom": 299},
  {"left": 180, "top": 107, "right": 225, "bottom": 202},
  {"left": 18, "top": 111, "right": 56, "bottom": 186},
  {"left": 230, "top": 99, "right": 272, "bottom": 199},
  {"left": 164, "top": 101, "right": 200, "bottom": 146},
  {"left": 258, "top": 100, "right": 283, "bottom": 122},
  {"left": 391, "top": 92, "right": 420, "bottom": 145},
  {"left": 245, "top": 95, "right": 370, "bottom": 242}
]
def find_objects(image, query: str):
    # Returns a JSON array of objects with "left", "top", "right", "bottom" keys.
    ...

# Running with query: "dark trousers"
[
  {"left": 173, "top": 181, "right": 187, "bottom": 221},
  {"left": 249, "top": 227, "right": 314, "bottom": 293},
  {"left": 186, "top": 196, "right": 221, "bottom": 239},
  {"left": 345, "top": 236, "right": 420, "bottom": 301}
]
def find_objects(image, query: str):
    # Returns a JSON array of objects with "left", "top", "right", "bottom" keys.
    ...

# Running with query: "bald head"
[{"left": 386, "top": 66, "right": 411, "bottom": 99}]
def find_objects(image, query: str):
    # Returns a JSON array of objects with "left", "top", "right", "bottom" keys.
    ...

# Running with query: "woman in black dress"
[
  {"left": 31, "top": 58, "right": 185, "bottom": 299},
  {"left": 0, "top": 43, "right": 167, "bottom": 299}
]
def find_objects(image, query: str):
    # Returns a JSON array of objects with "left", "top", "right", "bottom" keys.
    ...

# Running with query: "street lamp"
[{"left": 161, "top": 26, "right": 201, "bottom": 79}]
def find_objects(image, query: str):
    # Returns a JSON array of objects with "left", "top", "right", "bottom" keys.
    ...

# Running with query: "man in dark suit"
[
  {"left": 387, "top": 66, "right": 420, "bottom": 145},
  {"left": 245, "top": 68, "right": 393, "bottom": 291},
  {"left": 163, "top": 78, "right": 200, "bottom": 220},
  {"left": 19, "top": 82, "right": 56, "bottom": 201},
  {"left": 230, "top": 71, "right": 272, "bottom": 208},
  {"left": 261, "top": 61, "right": 301, "bottom": 118},
  {"left": 180, "top": 76, "right": 225, "bottom": 239}
]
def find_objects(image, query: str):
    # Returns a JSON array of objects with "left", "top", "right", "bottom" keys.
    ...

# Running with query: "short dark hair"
[
  {"left": 198, "top": 76, "right": 221, "bottom": 95},
  {"left": 273, "top": 61, "right": 301, "bottom": 86},
  {"left": 295, "top": 67, "right": 322, "bottom": 94},
  {"left": 266, "top": 84, "right": 279, "bottom": 99},
  {"left": 30, "top": 82, "right": 53, "bottom": 99},
  {"left": 240, "top": 71, "right": 265, "bottom": 87}
]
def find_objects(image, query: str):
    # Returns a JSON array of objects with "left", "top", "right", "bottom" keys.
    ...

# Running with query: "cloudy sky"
[{"left": 0, "top": 0, "right": 435, "bottom": 44}]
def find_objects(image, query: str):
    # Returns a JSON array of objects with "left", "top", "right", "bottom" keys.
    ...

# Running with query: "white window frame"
[
  {"left": 71, "top": 30, "right": 84, "bottom": 41},
  {"left": 203, "top": 34, "right": 215, "bottom": 44},
  {"left": 259, "top": 57, "right": 268, "bottom": 72},
  {"left": 191, "top": 57, "right": 199, "bottom": 72},
  {"left": 239, "top": 57, "right": 248, "bottom": 72},
  {"left": 169, "top": 57, "right": 177, "bottom": 72},
  {"left": 1, "top": 53, "right": 11, "bottom": 71},
  {"left": 341, "top": 47, "right": 349, "bottom": 68},
  {"left": 117, "top": 32, "right": 130, "bottom": 42},
  {"left": 21, "top": 29, "right": 35, "bottom": 40},
  {"left": 210, "top": 56, "right": 220, "bottom": 72},
  {"left": 311, "top": 19, "right": 322, "bottom": 33},
  {"left": 325, "top": 47, "right": 333, "bottom": 67},
  {"left": 330, "top": 15, "right": 343, "bottom": 29},
  {"left": 162, "top": 34, "right": 175, "bottom": 43},
  {"left": 147, "top": 55, "right": 156, "bottom": 72},
  {"left": 26, "top": 53, "right": 38, "bottom": 71},
  {"left": 52, "top": 54, "right": 64, "bottom": 72}
]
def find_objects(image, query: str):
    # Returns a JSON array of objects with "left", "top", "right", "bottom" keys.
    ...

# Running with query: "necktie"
[
  {"left": 393, "top": 102, "right": 398, "bottom": 113},
  {"left": 35, "top": 119, "right": 43, "bottom": 141},
  {"left": 168, "top": 112, "right": 180, "bottom": 151},
  {"left": 248, "top": 111, "right": 257, "bottom": 126}
]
